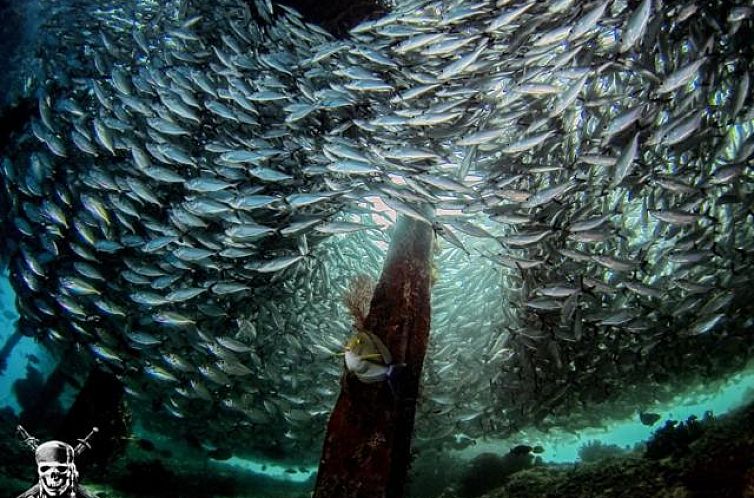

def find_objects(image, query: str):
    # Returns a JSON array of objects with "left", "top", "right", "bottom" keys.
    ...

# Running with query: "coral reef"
[
  {"left": 434, "top": 401, "right": 754, "bottom": 498},
  {"left": 456, "top": 448, "right": 537, "bottom": 498},
  {"left": 408, "top": 449, "right": 464, "bottom": 498},
  {"left": 644, "top": 412, "right": 714, "bottom": 460},
  {"left": 577, "top": 440, "right": 627, "bottom": 463}
]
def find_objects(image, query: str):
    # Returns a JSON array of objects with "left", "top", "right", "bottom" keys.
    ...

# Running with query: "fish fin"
[
  {"left": 363, "top": 330, "right": 392, "bottom": 365},
  {"left": 360, "top": 353, "right": 384, "bottom": 361}
]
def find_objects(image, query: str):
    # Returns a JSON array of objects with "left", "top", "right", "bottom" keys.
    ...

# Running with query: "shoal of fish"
[{"left": 0, "top": 0, "right": 753, "bottom": 463}]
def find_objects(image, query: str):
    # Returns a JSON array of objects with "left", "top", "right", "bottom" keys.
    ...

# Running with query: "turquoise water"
[
  {"left": 213, "top": 457, "right": 316, "bottom": 484},
  {"left": 0, "top": 271, "right": 56, "bottom": 414},
  {"left": 456, "top": 363, "right": 754, "bottom": 464}
]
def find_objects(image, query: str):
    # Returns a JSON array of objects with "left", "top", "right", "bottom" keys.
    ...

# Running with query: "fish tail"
[
  {"left": 702, "top": 202, "right": 718, "bottom": 224},
  {"left": 386, "top": 363, "right": 406, "bottom": 397}
]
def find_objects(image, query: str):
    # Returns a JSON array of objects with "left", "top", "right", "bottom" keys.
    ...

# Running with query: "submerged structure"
[
  {"left": 0, "top": 0, "right": 753, "bottom": 496},
  {"left": 315, "top": 215, "right": 433, "bottom": 498}
]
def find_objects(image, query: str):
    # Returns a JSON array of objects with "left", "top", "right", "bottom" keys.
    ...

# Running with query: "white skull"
[{"left": 35, "top": 441, "right": 76, "bottom": 497}]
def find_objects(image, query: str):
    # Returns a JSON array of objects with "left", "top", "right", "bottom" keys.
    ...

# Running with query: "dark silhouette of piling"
[{"left": 314, "top": 215, "right": 434, "bottom": 498}]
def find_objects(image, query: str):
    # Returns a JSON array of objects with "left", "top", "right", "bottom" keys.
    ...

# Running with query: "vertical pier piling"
[{"left": 314, "top": 215, "right": 434, "bottom": 498}]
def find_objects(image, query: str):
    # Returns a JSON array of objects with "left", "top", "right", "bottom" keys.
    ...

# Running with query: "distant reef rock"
[{"left": 438, "top": 399, "right": 754, "bottom": 498}]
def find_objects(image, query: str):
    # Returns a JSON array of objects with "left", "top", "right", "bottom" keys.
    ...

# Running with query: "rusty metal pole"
[{"left": 314, "top": 214, "right": 434, "bottom": 498}]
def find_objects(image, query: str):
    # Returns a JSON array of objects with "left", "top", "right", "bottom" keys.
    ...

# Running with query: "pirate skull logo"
[
  {"left": 16, "top": 425, "right": 98, "bottom": 498},
  {"left": 35, "top": 441, "right": 77, "bottom": 496}
]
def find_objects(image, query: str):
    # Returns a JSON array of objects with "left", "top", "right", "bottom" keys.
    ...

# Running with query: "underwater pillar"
[
  {"left": 314, "top": 214, "right": 434, "bottom": 498},
  {"left": 59, "top": 367, "right": 130, "bottom": 476}
]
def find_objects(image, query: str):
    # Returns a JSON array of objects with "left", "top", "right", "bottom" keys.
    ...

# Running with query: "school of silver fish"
[{"left": 0, "top": 0, "right": 753, "bottom": 464}]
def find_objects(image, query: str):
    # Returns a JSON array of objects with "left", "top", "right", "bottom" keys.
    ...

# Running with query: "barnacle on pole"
[{"left": 343, "top": 274, "right": 375, "bottom": 332}]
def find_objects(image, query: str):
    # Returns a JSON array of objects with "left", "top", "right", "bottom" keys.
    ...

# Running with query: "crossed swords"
[{"left": 16, "top": 425, "right": 99, "bottom": 456}]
